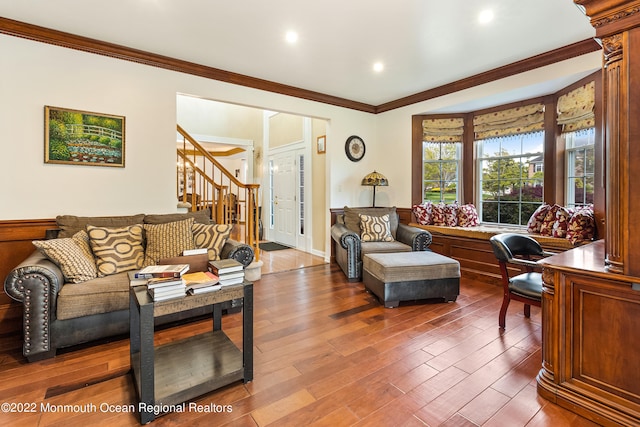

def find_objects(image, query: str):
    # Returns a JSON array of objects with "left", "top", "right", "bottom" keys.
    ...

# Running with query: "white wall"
[
  {"left": 0, "top": 33, "right": 601, "bottom": 233},
  {"left": 0, "top": 34, "right": 374, "bottom": 224}
]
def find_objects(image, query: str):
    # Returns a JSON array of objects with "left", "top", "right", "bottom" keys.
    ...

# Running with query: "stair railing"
[{"left": 176, "top": 124, "right": 260, "bottom": 260}]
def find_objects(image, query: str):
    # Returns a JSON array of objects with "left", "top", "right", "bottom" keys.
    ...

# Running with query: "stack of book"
[
  {"left": 182, "top": 271, "right": 221, "bottom": 295},
  {"left": 209, "top": 259, "right": 244, "bottom": 286},
  {"left": 135, "top": 264, "right": 190, "bottom": 302}
]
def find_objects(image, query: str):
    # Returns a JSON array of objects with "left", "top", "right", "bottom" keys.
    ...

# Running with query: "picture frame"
[
  {"left": 317, "top": 135, "right": 326, "bottom": 154},
  {"left": 44, "top": 106, "right": 125, "bottom": 167}
]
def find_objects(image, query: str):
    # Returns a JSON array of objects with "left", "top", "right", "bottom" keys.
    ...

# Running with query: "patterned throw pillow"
[
  {"left": 142, "top": 218, "right": 195, "bottom": 266},
  {"left": 444, "top": 202, "right": 459, "bottom": 227},
  {"left": 412, "top": 202, "right": 432, "bottom": 225},
  {"left": 552, "top": 207, "right": 574, "bottom": 238},
  {"left": 431, "top": 203, "right": 447, "bottom": 226},
  {"left": 457, "top": 204, "right": 479, "bottom": 227},
  {"left": 539, "top": 204, "right": 560, "bottom": 236},
  {"left": 527, "top": 204, "right": 550, "bottom": 234},
  {"left": 359, "top": 213, "right": 394, "bottom": 242},
  {"left": 87, "top": 224, "right": 145, "bottom": 277},
  {"left": 32, "top": 231, "right": 97, "bottom": 283},
  {"left": 567, "top": 206, "right": 596, "bottom": 245},
  {"left": 192, "top": 223, "right": 233, "bottom": 261}
]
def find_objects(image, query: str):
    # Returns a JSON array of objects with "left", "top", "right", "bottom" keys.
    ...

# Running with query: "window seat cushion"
[{"left": 409, "top": 223, "right": 580, "bottom": 251}]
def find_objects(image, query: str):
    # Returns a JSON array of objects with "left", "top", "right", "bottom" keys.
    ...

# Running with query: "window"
[
  {"left": 565, "top": 128, "right": 595, "bottom": 208},
  {"left": 478, "top": 131, "right": 544, "bottom": 226},
  {"left": 423, "top": 142, "right": 461, "bottom": 202}
]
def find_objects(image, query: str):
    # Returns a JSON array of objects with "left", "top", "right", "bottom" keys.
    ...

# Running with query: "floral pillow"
[
  {"left": 527, "top": 203, "right": 550, "bottom": 234},
  {"left": 567, "top": 206, "right": 596, "bottom": 245},
  {"left": 412, "top": 202, "right": 432, "bottom": 225},
  {"left": 457, "top": 204, "right": 479, "bottom": 227},
  {"left": 539, "top": 204, "right": 560, "bottom": 236},
  {"left": 552, "top": 207, "right": 574, "bottom": 239},
  {"left": 431, "top": 203, "right": 447, "bottom": 226},
  {"left": 444, "top": 202, "right": 459, "bottom": 227}
]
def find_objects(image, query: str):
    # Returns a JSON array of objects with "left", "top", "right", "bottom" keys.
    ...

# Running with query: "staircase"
[{"left": 176, "top": 124, "right": 260, "bottom": 260}]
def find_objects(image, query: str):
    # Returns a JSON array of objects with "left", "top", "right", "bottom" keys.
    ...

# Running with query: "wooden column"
[{"left": 576, "top": 0, "right": 640, "bottom": 276}]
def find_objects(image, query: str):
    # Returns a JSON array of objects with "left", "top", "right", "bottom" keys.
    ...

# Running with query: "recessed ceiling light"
[
  {"left": 285, "top": 31, "right": 298, "bottom": 44},
  {"left": 478, "top": 9, "right": 494, "bottom": 24},
  {"left": 373, "top": 62, "right": 384, "bottom": 73}
]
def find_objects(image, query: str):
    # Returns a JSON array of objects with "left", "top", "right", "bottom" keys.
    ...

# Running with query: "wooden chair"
[{"left": 489, "top": 233, "right": 549, "bottom": 329}]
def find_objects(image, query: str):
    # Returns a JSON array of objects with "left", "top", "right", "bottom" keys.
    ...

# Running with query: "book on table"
[
  {"left": 146, "top": 277, "right": 185, "bottom": 289},
  {"left": 209, "top": 259, "right": 243, "bottom": 275},
  {"left": 187, "top": 282, "right": 222, "bottom": 295},
  {"left": 135, "top": 264, "right": 190, "bottom": 279},
  {"left": 218, "top": 275, "right": 244, "bottom": 287},
  {"left": 148, "top": 282, "right": 186, "bottom": 301},
  {"left": 216, "top": 271, "right": 244, "bottom": 281},
  {"left": 128, "top": 271, "right": 149, "bottom": 287}
]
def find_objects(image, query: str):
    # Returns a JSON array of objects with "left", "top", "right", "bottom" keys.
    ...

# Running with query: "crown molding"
[{"left": 0, "top": 17, "right": 601, "bottom": 114}]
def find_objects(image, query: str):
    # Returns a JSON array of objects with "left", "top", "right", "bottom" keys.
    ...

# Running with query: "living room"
[{"left": 2, "top": 1, "right": 640, "bottom": 426}]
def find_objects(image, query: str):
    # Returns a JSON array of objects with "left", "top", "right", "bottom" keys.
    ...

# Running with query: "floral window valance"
[
  {"left": 473, "top": 103, "right": 545, "bottom": 140},
  {"left": 557, "top": 81, "right": 595, "bottom": 133},
  {"left": 422, "top": 117, "right": 464, "bottom": 143}
]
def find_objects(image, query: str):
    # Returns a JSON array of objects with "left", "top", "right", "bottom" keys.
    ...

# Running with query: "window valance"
[
  {"left": 422, "top": 117, "right": 464, "bottom": 143},
  {"left": 473, "top": 103, "right": 545, "bottom": 140},
  {"left": 557, "top": 81, "right": 595, "bottom": 133}
]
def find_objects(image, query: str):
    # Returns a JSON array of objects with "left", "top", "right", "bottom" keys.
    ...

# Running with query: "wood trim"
[
  {"left": 0, "top": 17, "right": 600, "bottom": 114},
  {"left": 376, "top": 39, "right": 602, "bottom": 113},
  {"left": 0, "top": 17, "right": 376, "bottom": 114}
]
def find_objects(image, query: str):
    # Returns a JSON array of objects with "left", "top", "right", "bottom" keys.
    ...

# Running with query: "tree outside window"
[
  {"left": 423, "top": 142, "right": 460, "bottom": 203},
  {"left": 565, "top": 128, "right": 595, "bottom": 208},
  {"left": 478, "top": 131, "right": 544, "bottom": 226}
]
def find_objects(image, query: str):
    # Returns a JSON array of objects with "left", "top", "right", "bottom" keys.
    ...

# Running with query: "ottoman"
[{"left": 363, "top": 251, "right": 460, "bottom": 308}]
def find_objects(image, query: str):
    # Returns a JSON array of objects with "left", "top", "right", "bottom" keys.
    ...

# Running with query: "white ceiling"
[{"left": 0, "top": 0, "right": 597, "bottom": 107}]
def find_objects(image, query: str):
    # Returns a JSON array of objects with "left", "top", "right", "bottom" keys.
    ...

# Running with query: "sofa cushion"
[
  {"left": 56, "top": 271, "right": 130, "bottom": 320},
  {"left": 192, "top": 223, "right": 233, "bottom": 261},
  {"left": 359, "top": 213, "right": 394, "bottom": 242},
  {"left": 143, "top": 218, "right": 195, "bottom": 266},
  {"left": 87, "top": 224, "right": 145, "bottom": 277},
  {"left": 361, "top": 240, "right": 412, "bottom": 256},
  {"left": 343, "top": 206, "right": 398, "bottom": 238},
  {"left": 32, "top": 230, "right": 97, "bottom": 284},
  {"left": 144, "top": 209, "right": 212, "bottom": 225},
  {"left": 56, "top": 214, "right": 146, "bottom": 238}
]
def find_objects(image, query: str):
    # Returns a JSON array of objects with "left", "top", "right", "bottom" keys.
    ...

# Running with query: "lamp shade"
[{"left": 361, "top": 171, "right": 388, "bottom": 186}]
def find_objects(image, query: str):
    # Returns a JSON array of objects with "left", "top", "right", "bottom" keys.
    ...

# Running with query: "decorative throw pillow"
[
  {"left": 87, "top": 224, "right": 145, "bottom": 277},
  {"left": 142, "top": 218, "right": 195, "bottom": 266},
  {"left": 539, "top": 204, "right": 560, "bottom": 236},
  {"left": 412, "top": 202, "right": 432, "bottom": 225},
  {"left": 359, "top": 213, "right": 394, "bottom": 242},
  {"left": 32, "top": 230, "right": 97, "bottom": 283},
  {"left": 431, "top": 203, "right": 447, "bottom": 226},
  {"left": 552, "top": 207, "right": 574, "bottom": 239},
  {"left": 527, "top": 204, "right": 550, "bottom": 234},
  {"left": 192, "top": 223, "right": 233, "bottom": 261},
  {"left": 567, "top": 206, "right": 596, "bottom": 245},
  {"left": 457, "top": 204, "right": 479, "bottom": 227},
  {"left": 444, "top": 202, "right": 459, "bottom": 227},
  {"left": 343, "top": 206, "right": 398, "bottom": 238}
]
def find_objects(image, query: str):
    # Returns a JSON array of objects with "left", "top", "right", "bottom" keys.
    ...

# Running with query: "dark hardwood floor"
[{"left": 0, "top": 253, "right": 598, "bottom": 426}]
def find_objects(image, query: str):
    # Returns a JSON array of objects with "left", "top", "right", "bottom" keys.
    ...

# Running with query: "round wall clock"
[{"left": 345, "top": 135, "right": 365, "bottom": 162}]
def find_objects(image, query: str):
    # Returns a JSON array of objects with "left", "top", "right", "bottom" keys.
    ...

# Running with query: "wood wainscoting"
[{"left": 0, "top": 219, "right": 56, "bottom": 335}]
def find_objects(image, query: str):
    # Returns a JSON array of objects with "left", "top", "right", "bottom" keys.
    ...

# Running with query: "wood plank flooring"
[{"left": 0, "top": 251, "right": 598, "bottom": 426}]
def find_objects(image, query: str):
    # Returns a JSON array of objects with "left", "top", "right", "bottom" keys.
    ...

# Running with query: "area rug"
[{"left": 259, "top": 242, "right": 293, "bottom": 251}]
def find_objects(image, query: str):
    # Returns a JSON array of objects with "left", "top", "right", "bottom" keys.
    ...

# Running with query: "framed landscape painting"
[{"left": 44, "top": 106, "right": 125, "bottom": 167}]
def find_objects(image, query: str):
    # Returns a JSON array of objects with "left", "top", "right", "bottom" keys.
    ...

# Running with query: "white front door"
[{"left": 271, "top": 150, "right": 297, "bottom": 247}]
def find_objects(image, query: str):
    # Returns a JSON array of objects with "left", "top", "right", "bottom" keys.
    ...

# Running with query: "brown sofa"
[{"left": 4, "top": 210, "right": 253, "bottom": 362}]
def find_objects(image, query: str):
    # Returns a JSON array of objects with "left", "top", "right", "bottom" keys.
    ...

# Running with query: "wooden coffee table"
[{"left": 129, "top": 282, "right": 253, "bottom": 424}]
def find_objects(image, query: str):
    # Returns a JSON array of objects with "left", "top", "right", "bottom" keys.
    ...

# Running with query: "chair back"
[{"left": 489, "top": 233, "right": 544, "bottom": 263}]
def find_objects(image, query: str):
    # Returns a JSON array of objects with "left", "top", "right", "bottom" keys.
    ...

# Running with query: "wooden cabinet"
[{"left": 538, "top": 241, "right": 640, "bottom": 426}]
